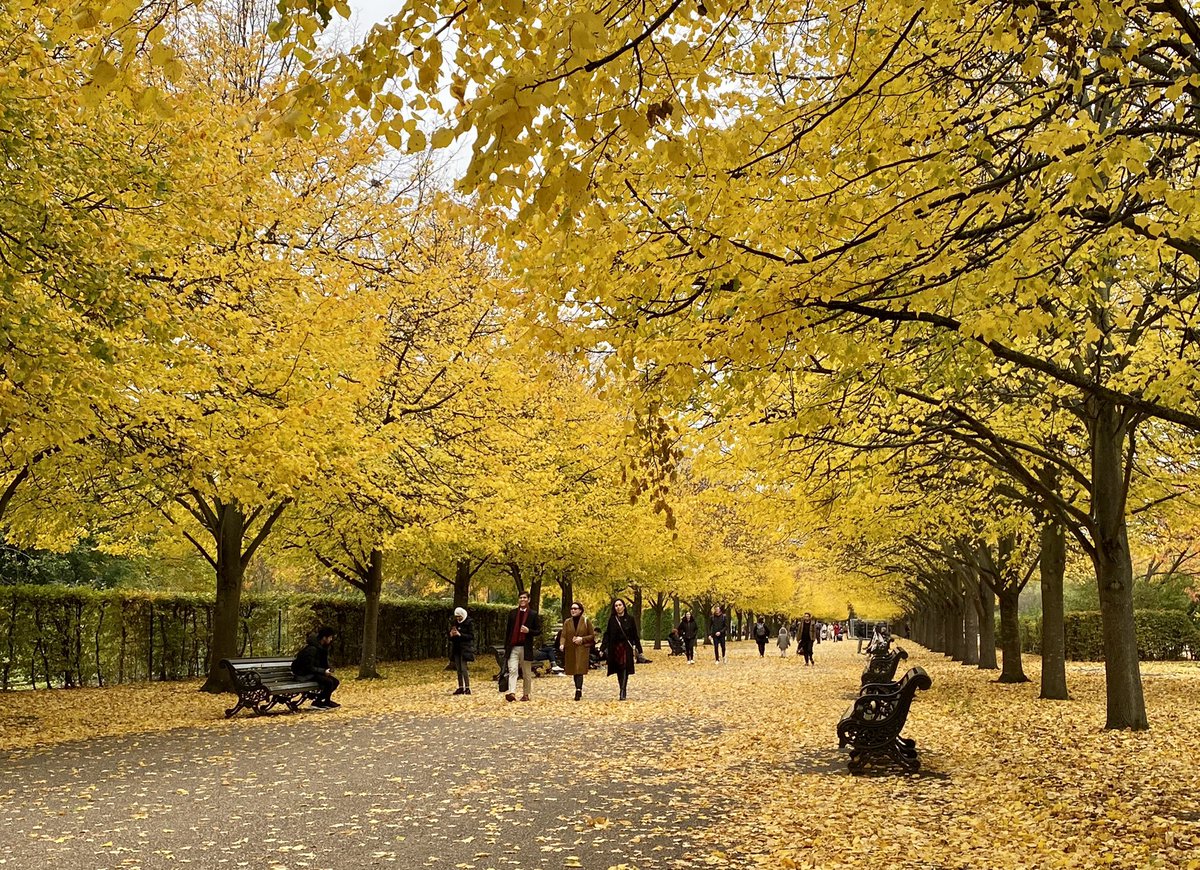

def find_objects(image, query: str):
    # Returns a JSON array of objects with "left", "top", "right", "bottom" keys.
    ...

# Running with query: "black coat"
[
  {"left": 504, "top": 607, "right": 543, "bottom": 655},
  {"left": 291, "top": 641, "right": 330, "bottom": 678},
  {"left": 601, "top": 613, "right": 642, "bottom": 676},
  {"left": 450, "top": 617, "right": 475, "bottom": 656},
  {"left": 752, "top": 621, "right": 770, "bottom": 640},
  {"left": 709, "top": 613, "right": 730, "bottom": 638},
  {"left": 677, "top": 617, "right": 698, "bottom": 641}
]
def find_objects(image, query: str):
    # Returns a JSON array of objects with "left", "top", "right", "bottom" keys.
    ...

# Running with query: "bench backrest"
[{"left": 220, "top": 657, "right": 305, "bottom": 689}]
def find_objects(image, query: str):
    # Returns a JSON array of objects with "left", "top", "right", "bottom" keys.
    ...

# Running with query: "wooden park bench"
[
  {"left": 838, "top": 666, "right": 932, "bottom": 774},
  {"left": 860, "top": 645, "right": 908, "bottom": 688},
  {"left": 220, "top": 657, "right": 320, "bottom": 718}
]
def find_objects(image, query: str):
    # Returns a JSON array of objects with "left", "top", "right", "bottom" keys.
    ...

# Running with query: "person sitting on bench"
[{"left": 292, "top": 626, "right": 340, "bottom": 708}]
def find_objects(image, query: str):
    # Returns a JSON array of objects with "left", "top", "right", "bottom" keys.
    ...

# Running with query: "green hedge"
[
  {"left": 1018, "top": 610, "right": 1199, "bottom": 661},
  {"left": 0, "top": 585, "right": 509, "bottom": 690}
]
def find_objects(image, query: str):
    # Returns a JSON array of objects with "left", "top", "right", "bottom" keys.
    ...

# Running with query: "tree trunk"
[
  {"left": 942, "top": 601, "right": 958, "bottom": 658},
  {"left": 508, "top": 562, "right": 525, "bottom": 596},
  {"left": 529, "top": 573, "right": 543, "bottom": 614},
  {"left": 559, "top": 570, "right": 574, "bottom": 621},
  {"left": 951, "top": 594, "right": 967, "bottom": 662},
  {"left": 962, "top": 579, "right": 980, "bottom": 666},
  {"left": 1089, "top": 401, "right": 1148, "bottom": 729},
  {"left": 201, "top": 504, "right": 246, "bottom": 693},
  {"left": 977, "top": 581, "right": 998, "bottom": 670},
  {"left": 1039, "top": 516, "right": 1069, "bottom": 700},
  {"left": 453, "top": 558, "right": 472, "bottom": 609},
  {"left": 996, "top": 587, "right": 1028, "bottom": 683},
  {"left": 630, "top": 584, "right": 643, "bottom": 634},
  {"left": 650, "top": 592, "right": 667, "bottom": 650},
  {"left": 358, "top": 548, "right": 384, "bottom": 679},
  {"left": 672, "top": 595, "right": 680, "bottom": 628}
]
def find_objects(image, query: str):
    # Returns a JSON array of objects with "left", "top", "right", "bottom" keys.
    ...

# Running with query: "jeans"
[
  {"left": 451, "top": 651, "right": 470, "bottom": 688},
  {"left": 506, "top": 647, "right": 532, "bottom": 696},
  {"left": 312, "top": 673, "right": 339, "bottom": 702},
  {"left": 712, "top": 634, "right": 726, "bottom": 661}
]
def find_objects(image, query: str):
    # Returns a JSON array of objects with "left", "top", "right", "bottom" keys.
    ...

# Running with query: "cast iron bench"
[
  {"left": 837, "top": 666, "right": 932, "bottom": 774},
  {"left": 860, "top": 646, "right": 908, "bottom": 687},
  {"left": 220, "top": 657, "right": 321, "bottom": 718}
]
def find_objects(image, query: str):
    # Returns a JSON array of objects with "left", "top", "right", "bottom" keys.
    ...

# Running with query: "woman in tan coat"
[{"left": 559, "top": 601, "right": 595, "bottom": 701}]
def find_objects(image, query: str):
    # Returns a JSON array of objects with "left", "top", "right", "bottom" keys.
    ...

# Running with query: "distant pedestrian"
[
  {"left": 504, "top": 591, "right": 543, "bottom": 702},
  {"left": 678, "top": 611, "right": 699, "bottom": 664},
  {"left": 292, "top": 626, "right": 340, "bottom": 708},
  {"left": 448, "top": 607, "right": 475, "bottom": 695},
  {"left": 560, "top": 601, "right": 595, "bottom": 701},
  {"left": 709, "top": 605, "right": 729, "bottom": 664},
  {"left": 777, "top": 625, "right": 791, "bottom": 657},
  {"left": 600, "top": 598, "right": 642, "bottom": 700},
  {"left": 752, "top": 617, "right": 770, "bottom": 657},
  {"left": 797, "top": 612, "right": 816, "bottom": 666}
]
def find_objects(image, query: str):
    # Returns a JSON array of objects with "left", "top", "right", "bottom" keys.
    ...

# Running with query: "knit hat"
[{"left": 454, "top": 607, "right": 468, "bottom": 620}]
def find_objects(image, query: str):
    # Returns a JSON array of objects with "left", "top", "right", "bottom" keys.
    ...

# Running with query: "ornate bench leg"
[{"left": 225, "top": 698, "right": 245, "bottom": 719}]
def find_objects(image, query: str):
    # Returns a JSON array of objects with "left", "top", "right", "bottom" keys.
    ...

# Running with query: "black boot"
[{"left": 574, "top": 689, "right": 582, "bottom": 701}]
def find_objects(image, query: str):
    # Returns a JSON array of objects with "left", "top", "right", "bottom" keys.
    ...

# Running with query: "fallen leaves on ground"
[{"left": 2, "top": 643, "right": 1198, "bottom": 869}]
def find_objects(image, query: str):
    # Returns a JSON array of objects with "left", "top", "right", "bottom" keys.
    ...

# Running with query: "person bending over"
[{"left": 293, "top": 626, "right": 340, "bottom": 708}]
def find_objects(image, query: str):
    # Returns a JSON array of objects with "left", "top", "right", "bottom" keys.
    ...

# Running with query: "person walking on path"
[
  {"left": 678, "top": 610, "right": 699, "bottom": 664},
  {"left": 752, "top": 617, "right": 770, "bottom": 657},
  {"left": 777, "top": 624, "right": 791, "bottom": 657},
  {"left": 600, "top": 598, "right": 642, "bottom": 701},
  {"left": 709, "top": 605, "right": 730, "bottom": 664},
  {"left": 797, "top": 612, "right": 816, "bottom": 666},
  {"left": 559, "top": 601, "right": 595, "bottom": 701},
  {"left": 449, "top": 607, "right": 475, "bottom": 695},
  {"left": 504, "top": 591, "right": 543, "bottom": 702},
  {"left": 292, "top": 626, "right": 341, "bottom": 708}
]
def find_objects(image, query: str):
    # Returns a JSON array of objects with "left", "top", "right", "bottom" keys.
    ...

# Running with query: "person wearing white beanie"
[{"left": 449, "top": 607, "right": 475, "bottom": 695}]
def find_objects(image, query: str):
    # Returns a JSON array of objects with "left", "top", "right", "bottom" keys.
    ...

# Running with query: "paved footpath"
[{"left": 0, "top": 705, "right": 722, "bottom": 870}]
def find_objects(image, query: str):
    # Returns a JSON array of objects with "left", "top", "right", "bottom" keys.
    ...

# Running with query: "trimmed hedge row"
[
  {"left": 0, "top": 585, "right": 510, "bottom": 690},
  {"left": 1018, "top": 610, "right": 1199, "bottom": 661}
]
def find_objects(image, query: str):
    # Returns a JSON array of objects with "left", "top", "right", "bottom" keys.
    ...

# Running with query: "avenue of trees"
[
  {"left": 5, "top": 0, "right": 1200, "bottom": 728},
  {"left": 1, "top": 0, "right": 838, "bottom": 692}
]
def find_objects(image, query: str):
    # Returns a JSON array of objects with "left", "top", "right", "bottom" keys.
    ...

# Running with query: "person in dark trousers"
[
  {"left": 449, "top": 606, "right": 475, "bottom": 695},
  {"left": 292, "top": 626, "right": 340, "bottom": 708},
  {"left": 504, "top": 591, "right": 543, "bottom": 702},
  {"left": 709, "top": 605, "right": 730, "bottom": 663},
  {"left": 797, "top": 612, "right": 816, "bottom": 666},
  {"left": 600, "top": 598, "right": 642, "bottom": 700},
  {"left": 559, "top": 601, "right": 595, "bottom": 700},
  {"left": 752, "top": 617, "right": 770, "bottom": 657},
  {"left": 677, "top": 610, "right": 699, "bottom": 664}
]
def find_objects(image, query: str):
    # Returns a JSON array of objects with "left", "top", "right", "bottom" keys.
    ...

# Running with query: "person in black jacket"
[
  {"left": 292, "top": 626, "right": 340, "bottom": 708},
  {"left": 752, "top": 617, "right": 770, "bottom": 657},
  {"left": 709, "top": 605, "right": 730, "bottom": 664},
  {"left": 503, "top": 591, "right": 543, "bottom": 702},
  {"left": 449, "top": 607, "right": 475, "bottom": 695},
  {"left": 599, "top": 598, "right": 642, "bottom": 701},
  {"left": 677, "top": 611, "right": 699, "bottom": 664}
]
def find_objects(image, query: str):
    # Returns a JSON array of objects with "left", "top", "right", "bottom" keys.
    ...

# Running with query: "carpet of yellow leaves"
[{"left": 2, "top": 639, "right": 1197, "bottom": 869}]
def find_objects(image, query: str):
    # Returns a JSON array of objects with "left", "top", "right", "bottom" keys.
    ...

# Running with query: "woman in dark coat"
[
  {"left": 600, "top": 598, "right": 642, "bottom": 701},
  {"left": 677, "top": 611, "right": 699, "bottom": 663},
  {"left": 797, "top": 612, "right": 816, "bottom": 666},
  {"left": 449, "top": 607, "right": 475, "bottom": 694}
]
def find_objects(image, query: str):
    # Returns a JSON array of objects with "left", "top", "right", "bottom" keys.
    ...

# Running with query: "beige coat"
[{"left": 559, "top": 615, "right": 595, "bottom": 675}]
